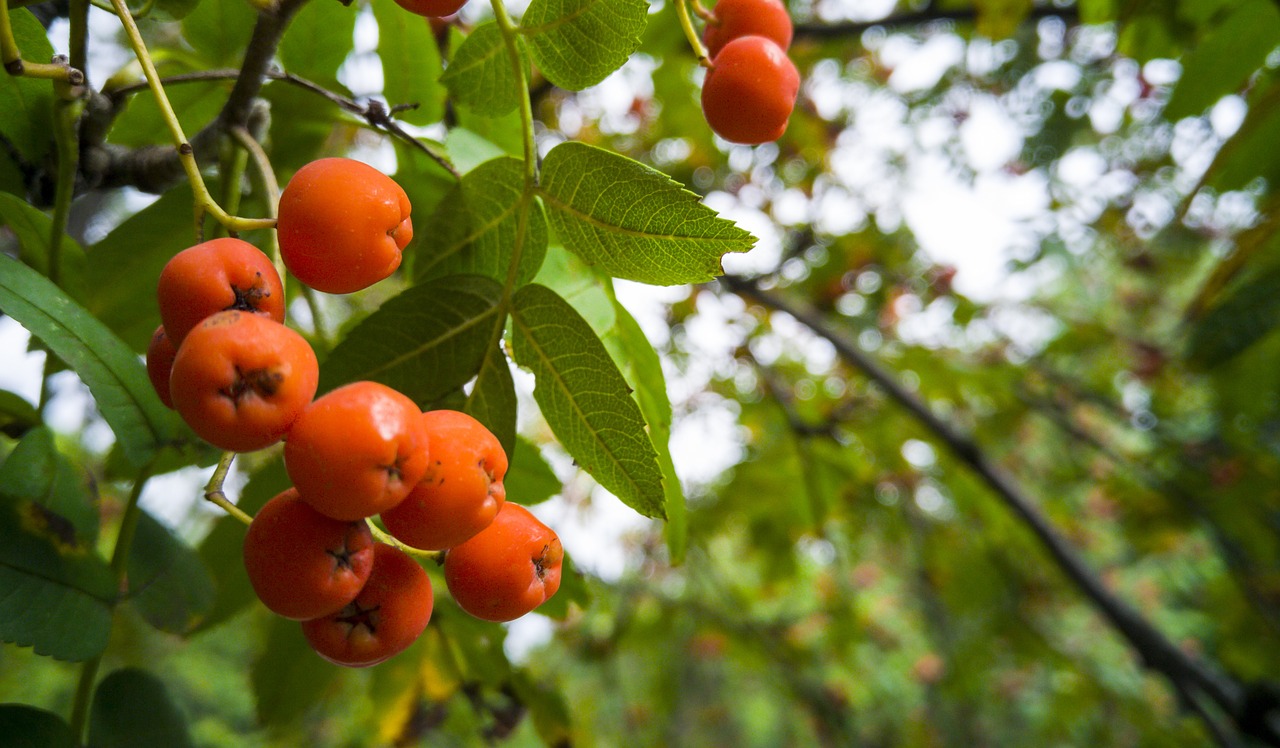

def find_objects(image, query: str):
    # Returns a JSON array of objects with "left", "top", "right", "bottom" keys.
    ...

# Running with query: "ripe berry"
[
  {"left": 285, "top": 381, "right": 430, "bottom": 521},
  {"left": 276, "top": 158, "right": 413, "bottom": 294},
  {"left": 392, "top": 0, "right": 467, "bottom": 17},
  {"left": 381, "top": 410, "right": 508, "bottom": 551},
  {"left": 301, "top": 543, "right": 434, "bottom": 667},
  {"left": 701, "top": 35, "right": 800, "bottom": 145},
  {"left": 169, "top": 311, "right": 319, "bottom": 452},
  {"left": 703, "top": 0, "right": 793, "bottom": 59},
  {"left": 157, "top": 237, "right": 285, "bottom": 346},
  {"left": 145, "top": 325, "right": 177, "bottom": 409},
  {"left": 243, "top": 488, "right": 375, "bottom": 620},
  {"left": 444, "top": 504, "right": 562, "bottom": 623}
]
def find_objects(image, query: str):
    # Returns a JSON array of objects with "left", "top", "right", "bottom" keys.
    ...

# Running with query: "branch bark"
[{"left": 721, "top": 274, "right": 1278, "bottom": 746}]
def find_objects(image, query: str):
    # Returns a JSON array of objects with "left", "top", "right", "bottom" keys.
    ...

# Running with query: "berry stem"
[
  {"left": 367, "top": 521, "right": 445, "bottom": 564},
  {"left": 490, "top": 0, "right": 537, "bottom": 187},
  {"left": 676, "top": 0, "right": 713, "bottom": 67},
  {"left": 229, "top": 125, "right": 288, "bottom": 299},
  {"left": 105, "top": 0, "right": 276, "bottom": 236},
  {"left": 203, "top": 451, "right": 254, "bottom": 526}
]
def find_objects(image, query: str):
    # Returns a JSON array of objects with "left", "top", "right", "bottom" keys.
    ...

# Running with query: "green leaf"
[
  {"left": 532, "top": 243, "right": 615, "bottom": 332},
  {"left": 0, "top": 192, "right": 87, "bottom": 301},
  {"left": 0, "top": 705, "right": 77, "bottom": 748},
  {"left": 0, "top": 254, "right": 181, "bottom": 468},
  {"left": 413, "top": 157, "right": 547, "bottom": 285},
  {"left": 605, "top": 295, "right": 687, "bottom": 562},
  {"left": 1187, "top": 263, "right": 1280, "bottom": 367},
  {"left": 279, "top": 0, "right": 356, "bottom": 87},
  {"left": 441, "top": 22, "right": 527, "bottom": 117},
  {"left": 181, "top": 0, "right": 258, "bottom": 67},
  {"left": 152, "top": 0, "right": 200, "bottom": 20},
  {"left": 373, "top": 0, "right": 445, "bottom": 124},
  {"left": 445, "top": 127, "right": 510, "bottom": 174},
  {"left": 318, "top": 275, "right": 505, "bottom": 407},
  {"left": 0, "top": 426, "right": 97, "bottom": 543},
  {"left": 464, "top": 342, "right": 518, "bottom": 459},
  {"left": 0, "top": 497, "right": 114, "bottom": 662},
  {"left": 193, "top": 458, "right": 290, "bottom": 634},
  {"left": 108, "top": 78, "right": 228, "bottom": 150},
  {"left": 1164, "top": 0, "right": 1280, "bottom": 120},
  {"left": 88, "top": 668, "right": 194, "bottom": 748},
  {"left": 506, "top": 436, "right": 561, "bottom": 505},
  {"left": 0, "top": 10, "right": 54, "bottom": 163},
  {"left": 252, "top": 616, "right": 341, "bottom": 726},
  {"left": 510, "top": 284, "right": 665, "bottom": 518},
  {"left": 0, "top": 389, "right": 40, "bottom": 439},
  {"left": 539, "top": 142, "right": 755, "bottom": 285},
  {"left": 519, "top": 0, "right": 648, "bottom": 91},
  {"left": 85, "top": 186, "right": 197, "bottom": 351},
  {"left": 126, "top": 510, "right": 216, "bottom": 634}
]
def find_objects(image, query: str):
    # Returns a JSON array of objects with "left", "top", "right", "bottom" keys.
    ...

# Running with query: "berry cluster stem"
[
  {"left": 677, "top": 0, "right": 712, "bottom": 67},
  {"left": 105, "top": 0, "right": 275, "bottom": 237},
  {"left": 204, "top": 451, "right": 254, "bottom": 526},
  {"left": 368, "top": 521, "right": 445, "bottom": 564}
]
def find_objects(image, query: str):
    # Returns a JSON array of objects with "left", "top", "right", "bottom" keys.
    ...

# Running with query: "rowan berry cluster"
[
  {"left": 145, "top": 157, "right": 562, "bottom": 667},
  {"left": 699, "top": 0, "right": 801, "bottom": 145}
]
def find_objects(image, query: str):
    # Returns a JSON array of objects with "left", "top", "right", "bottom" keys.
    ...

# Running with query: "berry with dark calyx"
[
  {"left": 381, "top": 410, "right": 508, "bottom": 551},
  {"left": 169, "top": 311, "right": 319, "bottom": 453},
  {"left": 243, "top": 488, "right": 375, "bottom": 620},
  {"left": 157, "top": 237, "right": 285, "bottom": 346},
  {"left": 301, "top": 543, "right": 434, "bottom": 667},
  {"left": 444, "top": 504, "right": 563, "bottom": 623}
]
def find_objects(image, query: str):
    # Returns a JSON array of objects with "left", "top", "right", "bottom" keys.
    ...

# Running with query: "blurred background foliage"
[{"left": 3, "top": 0, "right": 1280, "bottom": 744}]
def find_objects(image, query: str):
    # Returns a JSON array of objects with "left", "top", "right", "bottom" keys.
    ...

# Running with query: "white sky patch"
[
  {"left": 0, "top": 319, "right": 46, "bottom": 406},
  {"left": 901, "top": 155, "right": 1048, "bottom": 300}
]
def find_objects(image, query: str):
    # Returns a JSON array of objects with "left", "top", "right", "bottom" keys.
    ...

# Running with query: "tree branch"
[
  {"left": 720, "top": 274, "right": 1278, "bottom": 745},
  {"left": 793, "top": 4, "right": 1080, "bottom": 41}
]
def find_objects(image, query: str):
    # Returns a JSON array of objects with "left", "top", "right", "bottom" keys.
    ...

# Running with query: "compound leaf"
[
  {"left": 539, "top": 142, "right": 755, "bottom": 285},
  {"left": 318, "top": 275, "right": 504, "bottom": 407},
  {"left": 441, "top": 22, "right": 527, "bottom": 117},
  {"left": 126, "top": 510, "right": 216, "bottom": 635},
  {"left": 510, "top": 284, "right": 664, "bottom": 518},
  {"left": 519, "top": 0, "right": 647, "bottom": 90},
  {"left": 414, "top": 157, "right": 546, "bottom": 285},
  {"left": 0, "top": 254, "right": 180, "bottom": 468}
]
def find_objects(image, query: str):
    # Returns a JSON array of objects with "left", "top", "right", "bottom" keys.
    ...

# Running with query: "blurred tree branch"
[
  {"left": 793, "top": 4, "right": 1080, "bottom": 40},
  {"left": 721, "top": 273, "right": 1280, "bottom": 746}
]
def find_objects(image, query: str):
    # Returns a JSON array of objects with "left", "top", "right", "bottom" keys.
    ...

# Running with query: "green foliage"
[
  {"left": 520, "top": 0, "right": 649, "bottom": 90},
  {"left": 0, "top": 11, "right": 54, "bottom": 164},
  {"left": 372, "top": 0, "right": 445, "bottom": 124},
  {"left": 88, "top": 668, "right": 194, "bottom": 748},
  {"left": 125, "top": 510, "right": 216, "bottom": 635},
  {"left": 0, "top": 192, "right": 86, "bottom": 300},
  {"left": 441, "top": 22, "right": 528, "bottom": 117},
  {"left": 511, "top": 284, "right": 666, "bottom": 518},
  {"left": 0, "top": 255, "right": 180, "bottom": 468},
  {"left": 506, "top": 436, "right": 561, "bottom": 505},
  {"left": 4, "top": 0, "right": 1280, "bottom": 744},
  {"left": 413, "top": 157, "right": 547, "bottom": 284},
  {"left": 540, "top": 142, "right": 756, "bottom": 285},
  {"left": 0, "top": 705, "right": 76, "bottom": 748},
  {"left": 318, "top": 274, "right": 505, "bottom": 406},
  {"left": 1162, "top": 0, "right": 1280, "bottom": 119},
  {"left": 84, "top": 186, "right": 199, "bottom": 351},
  {"left": 0, "top": 482, "right": 113, "bottom": 662}
]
